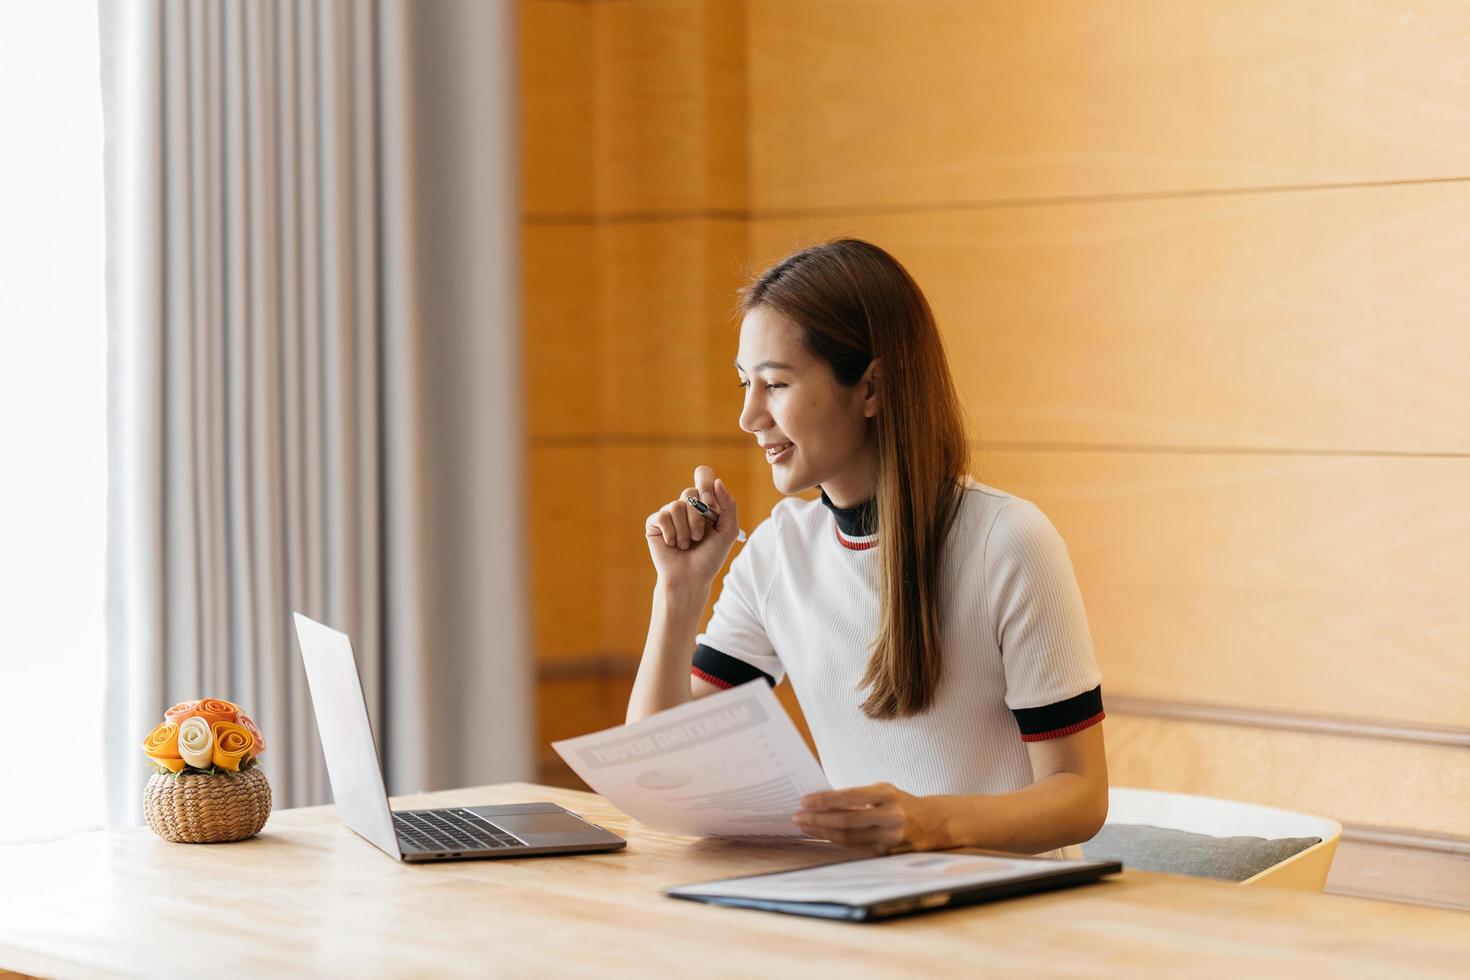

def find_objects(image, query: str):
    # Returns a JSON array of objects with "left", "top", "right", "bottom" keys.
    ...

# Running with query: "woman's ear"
[{"left": 861, "top": 358, "right": 881, "bottom": 418}]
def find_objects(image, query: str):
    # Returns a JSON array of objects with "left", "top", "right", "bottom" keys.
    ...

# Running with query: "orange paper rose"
[
  {"left": 210, "top": 721, "right": 255, "bottom": 772},
  {"left": 164, "top": 700, "right": 202, "bottom": 725},
  {"left": 142, "top": 722, "right": 185, "bottom": 773},
  {"left": 236, "top": 713, "right": 266, "bottom": 756},
  {"left": 169, "top": 697, "right": 240, "bottom": 729}
]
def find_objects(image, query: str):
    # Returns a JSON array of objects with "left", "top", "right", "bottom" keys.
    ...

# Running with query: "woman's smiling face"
[{"left": 736, "top": 306, "right": 878, "bottom": 506}]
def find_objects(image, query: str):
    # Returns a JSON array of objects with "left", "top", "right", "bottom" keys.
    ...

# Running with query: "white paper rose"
[{"left": 177, "top": 716, "right": 214, "bottom": 769}]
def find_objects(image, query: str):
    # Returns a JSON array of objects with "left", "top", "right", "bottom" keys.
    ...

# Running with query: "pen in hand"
[{"left": 685, "top": 495, "right": 747, "bottom": 544}]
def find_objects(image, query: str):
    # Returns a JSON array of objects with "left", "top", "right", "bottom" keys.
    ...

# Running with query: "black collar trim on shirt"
[{"left": 819, "top": 488, "right": 877, "bottom": 538}]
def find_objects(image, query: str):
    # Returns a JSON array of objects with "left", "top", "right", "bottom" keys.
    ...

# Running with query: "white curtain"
[{"left": 98, "top": 0, "right": 530, "bottom": 825}]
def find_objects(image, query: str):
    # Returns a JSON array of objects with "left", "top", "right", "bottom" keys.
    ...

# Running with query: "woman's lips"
[{"left": 764, "top": 442, "right": 794, "bottom": 464}]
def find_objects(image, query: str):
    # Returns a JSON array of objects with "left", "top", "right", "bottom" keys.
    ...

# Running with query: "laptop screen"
[{"left": 293, "top": 613, "right": 402, "bottom": 859}]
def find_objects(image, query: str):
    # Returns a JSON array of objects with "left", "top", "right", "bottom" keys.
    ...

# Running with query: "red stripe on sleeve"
[
  {"left": 1019, "top": 711, "right": 1105, "bottom": 742},
  {"left": 690, "top": 666, "right": 734, "bottom": 690}
]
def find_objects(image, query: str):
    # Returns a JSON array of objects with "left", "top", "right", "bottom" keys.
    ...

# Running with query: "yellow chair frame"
[{"left": 1104, "top": 787, "right": 1342, "bottom": 891}]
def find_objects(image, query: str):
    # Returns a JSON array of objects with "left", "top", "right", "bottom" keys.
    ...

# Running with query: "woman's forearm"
[
  {"left": 931, "top": 772, "right": 1108, "bottom": 854},
  {"left": 625, "top": 584, "right": 709, "bottom": 723}
]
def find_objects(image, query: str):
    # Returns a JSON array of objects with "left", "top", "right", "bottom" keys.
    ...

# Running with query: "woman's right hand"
[{"left": 645, "top": 465, "right": 741, "bottom": 594}]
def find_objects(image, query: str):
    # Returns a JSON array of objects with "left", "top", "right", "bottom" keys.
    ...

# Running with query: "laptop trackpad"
[{"left": 491, "top": 811, "right": 599, "bottom": 843}]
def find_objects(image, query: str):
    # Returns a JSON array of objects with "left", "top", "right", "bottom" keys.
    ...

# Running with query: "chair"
[{"left": 1082, "top": 787, "right": 1342, "bottom": 891}]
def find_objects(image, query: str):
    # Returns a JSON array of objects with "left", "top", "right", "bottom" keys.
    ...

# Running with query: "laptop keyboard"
[{"left": 393, "top": 807, "right": 523, "bottom": 854}]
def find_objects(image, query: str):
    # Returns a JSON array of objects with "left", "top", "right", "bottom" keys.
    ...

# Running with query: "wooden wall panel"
[
  {"left": 526, "top": 220, "right": 750, "bottom": 439},
  {"left": 522, "top": 0, "right": 746, "bottom": 218},
  {"left": 528, "top": 445, "right": 603, "bottom": 662},
  {"left": 750, "top": 182, "right": 1470, "bottom": 454},
  {"left": 747, "top": 0, "right": 1470, "bottom": 211},
  {"left": 977, "top": 450, "right": 1470, "bottom": 728},
  {"left": 519, "top": 0, "right": 593, "bottom": 215},
  {"left": 596, "top": 220, "right": 750, "bottom": 435},
  {"left": 1327, "top": 837, "right": 1470, "bottom": 910},
  {"left": 524, "top": 224, "right": 599, "bottom": 437},
  {"left": 592, "top": 0, "right": 748, "bottom": 215},
  {"left": 1106, "top": 715, "right": 1470, "bottom": 838}
]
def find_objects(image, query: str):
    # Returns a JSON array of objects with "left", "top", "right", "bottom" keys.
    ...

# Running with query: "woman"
[{"left": 628, "top": 239, "right": 1107, "bottom": 858}]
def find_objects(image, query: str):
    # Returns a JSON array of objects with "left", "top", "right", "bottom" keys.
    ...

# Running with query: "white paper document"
[{"left": 552, "top": 681, "right": 830, "bottom": 838}]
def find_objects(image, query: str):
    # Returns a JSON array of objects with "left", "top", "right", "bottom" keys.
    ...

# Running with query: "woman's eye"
[
  {"left": 736, "top": 380, "right": 750, "bottom": 390},
  {"left": 764, "top": 382, "right": 786, "bottom": 391}
]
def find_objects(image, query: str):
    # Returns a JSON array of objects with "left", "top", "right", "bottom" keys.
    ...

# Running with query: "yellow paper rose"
[
  {"left": 142, "top": 722, "right": 185, "bottom": 773},
  {"left": 210, "top": 721, "right": 255, "bottom": 772}
]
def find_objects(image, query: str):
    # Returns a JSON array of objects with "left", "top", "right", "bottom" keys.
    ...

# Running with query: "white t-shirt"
[{"left": 693, "top": 481, "right": 1103, "bottom": 856}]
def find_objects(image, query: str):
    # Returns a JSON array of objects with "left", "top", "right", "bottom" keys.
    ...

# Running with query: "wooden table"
[{"left": 1, "top": 782, "right": 1465, "bottom": 978}]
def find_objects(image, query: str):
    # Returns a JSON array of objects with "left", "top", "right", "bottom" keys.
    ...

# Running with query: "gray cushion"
[{"left": 1080, "top": 823, "right": 1321, "bottom": 882}]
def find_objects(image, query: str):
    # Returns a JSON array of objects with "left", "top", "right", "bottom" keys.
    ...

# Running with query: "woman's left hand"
[{"left": 792, "top": 783, "right": 951, "bottom": 855}]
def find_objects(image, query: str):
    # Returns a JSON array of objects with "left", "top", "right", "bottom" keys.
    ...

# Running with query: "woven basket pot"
[{"left": 144, "top": 766, "right": 272, "bottom": 843}]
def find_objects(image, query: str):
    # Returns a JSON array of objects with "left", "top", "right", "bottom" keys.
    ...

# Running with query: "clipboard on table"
[{"left": 665, "top": 850, "right": 1122, "bottom": 922}]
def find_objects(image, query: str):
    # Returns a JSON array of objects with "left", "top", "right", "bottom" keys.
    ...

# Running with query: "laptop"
[{"left": 293, "top": 612, "right": 626, "bottom": 862}]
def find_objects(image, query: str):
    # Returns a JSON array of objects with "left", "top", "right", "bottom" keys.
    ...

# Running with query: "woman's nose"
[{"left": 739, "top": 389, "right": 769, "bottom": 434}]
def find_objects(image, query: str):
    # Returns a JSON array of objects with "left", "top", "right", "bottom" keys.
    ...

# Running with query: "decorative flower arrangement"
[
  {"left": 141, "top": 697, "right": 272, "bottom": 843},
  {"left": 141, "top": 698, "right": 267, "bottom": 776}
]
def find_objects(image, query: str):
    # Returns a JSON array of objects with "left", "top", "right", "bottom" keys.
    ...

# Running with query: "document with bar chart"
[{"left": 553, "top": 681, "right": 830, "bottom": 838}]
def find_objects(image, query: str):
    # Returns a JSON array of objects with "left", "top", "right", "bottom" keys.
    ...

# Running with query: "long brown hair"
[{"left": 740, "top": 240, "right": 968, "bottom": 719}]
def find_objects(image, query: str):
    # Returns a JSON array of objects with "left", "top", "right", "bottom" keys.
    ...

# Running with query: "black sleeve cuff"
[
  {"left": 1012, "top": 685, "right": 1105, "bottom": 742},
  {"left": 691, "top": 644, "right": 776, "bottom": 690}
]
